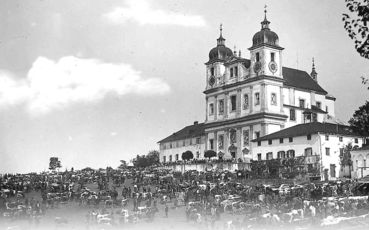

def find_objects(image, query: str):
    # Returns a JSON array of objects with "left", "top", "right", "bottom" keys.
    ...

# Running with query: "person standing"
[{"left": 165, "top": 205, "right": 168, "bottom": 218}]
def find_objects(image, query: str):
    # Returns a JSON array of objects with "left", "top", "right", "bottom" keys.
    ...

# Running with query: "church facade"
[
  {"left": 202, "top": 13, "right": 335, "bottom": 164},
  {"left": 158, "top": 11, "right": 362, "bottom": 176}
]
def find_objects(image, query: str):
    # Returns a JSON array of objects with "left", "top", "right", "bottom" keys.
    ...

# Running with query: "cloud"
[
  {"left": 0, "top": 56, "right": 170, "bottom": 115},
  {"left": 104, "top": 0, "right": 206, "bottom": 27}
]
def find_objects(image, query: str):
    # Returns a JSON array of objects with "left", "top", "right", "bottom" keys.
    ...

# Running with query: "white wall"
[
  {"left": 351, "top": 148, "right": 369, "bottom": 178},
  {"left": 325, "top": 98, "right": 335, "bottom": 117},
  {"left": 251, "top": 134, "right": 320, "bottom": 161},
  {"left": 251, "top": 133, "right": 363, "bottom": 180},
  {"left": 265, "top": 85, "right": 282, "bottom": 113},
  {"left": 160, "top": 137, "right": 206, "bottom": 162},
  {"left": 319, "top": 134, "right": 363, "bottom": 180}
]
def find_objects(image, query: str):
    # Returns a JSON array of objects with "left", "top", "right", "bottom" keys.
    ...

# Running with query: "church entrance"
[{"left": 228, "top": 144, "right": 237, "bottom": 160}]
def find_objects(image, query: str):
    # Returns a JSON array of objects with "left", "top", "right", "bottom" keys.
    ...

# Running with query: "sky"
[{"left": 0, "top": 0, "right": 367, "bottom": 173}]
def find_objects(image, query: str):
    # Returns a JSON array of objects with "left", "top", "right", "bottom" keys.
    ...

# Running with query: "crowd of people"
[{"left": 1, "top": 167, "right": 369, "bottom": 229}]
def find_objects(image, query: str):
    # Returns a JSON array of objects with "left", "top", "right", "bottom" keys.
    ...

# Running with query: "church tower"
[
  {"left": 249, "top": 8, "right": 284, "bottom": 78},
  {"left": 310, "top": 58, "right": 318, "bottom": 82},
  {"left": 205, "top": 24, "right": 233, "bottom": 89}
]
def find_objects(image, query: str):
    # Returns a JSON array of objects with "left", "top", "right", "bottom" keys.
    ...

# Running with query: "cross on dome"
[{"left": 261, "top": 4, "right": 270, "bottom": 30}]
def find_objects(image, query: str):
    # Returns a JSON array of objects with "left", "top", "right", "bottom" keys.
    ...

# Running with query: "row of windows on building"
[
  {"left": 257, "top": 149, "right": 296, "bottom": 161},
  {"left": 289, "top": 109, "right": 318, "bottom": 122},
  {"left": 162, "top": 151, "right": 201, "bottom": 163},
  {"left": 210, "top": 66, "right": 239, "bottom": 78},
  {"left": 208, "top": 129, "right": 251, "bottom": 151},
  {"left": 257, "top": 147, "right": 319, "bottom": 161},
  {"left": 257, "top": 135, "right": 359, "bottom": 147},
  {"left": 255, "top": 51, "right": 276, "bottom": 63},
  {"left": 162, "top": 137, "right": 202, "bottom": 150},
  {"left": 209, "top": 93, "right": 278, "bottom": 116}
]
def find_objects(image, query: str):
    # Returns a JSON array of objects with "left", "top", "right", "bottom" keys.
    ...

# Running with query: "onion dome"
[
  {"left": 208, "top": 24, "right": 234, "bottom": 62},
  {"left": 250, "top": 8, "right": 282, "bottom": 50}
]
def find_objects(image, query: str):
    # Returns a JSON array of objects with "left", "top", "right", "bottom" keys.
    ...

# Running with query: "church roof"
[
  {"left": 282, "top": 67, "right": 327, "bottom": 94},
  {"left": 158, "top": 122, "right": 206, "bottom": 143},
  {"left": 252, "top": 122, "right": 362, "bottom": 142}
]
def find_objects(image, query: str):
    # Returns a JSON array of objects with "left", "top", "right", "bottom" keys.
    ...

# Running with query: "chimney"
[{"left": 194, "top": 121, "right": 199, "bottom": 125}]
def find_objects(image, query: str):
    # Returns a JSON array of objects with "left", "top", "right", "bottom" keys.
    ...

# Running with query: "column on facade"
[
  {"left": 236, "top": 127, "right": 242, "bottom": 161},
  {"left": 214, "top": 131, "right": 218, "bottom": 153},
  {"left": 261, "top": 123, "right": 267, "bottom": 136},
  {"left": 214, "top": 95, "right": 218, "bottom": 120},
  {"left": 236, "top": 89, "right": 241, "bottom": 117},
  {"left": 224, "top": 129, "right": 229, "bottom": 158},
  {"left": 205, "top": 97, "right": 209, "bottom": 122},
  {"left": 280, "top": 86, "right": 284, "bottom": 113},
  {"left": 289, "top": 88, "right": 295, "bottom": 106},
  {"left": 249, "top": 125, "right": 254, "bottom": 161},
  {"left": 249, "top": 86, "right": 253, "bottom": 113},
  {"left": 224, "top": 92, "right": 229, "bottom": 119},
  {"left": 310, "top": 92, "right": 316, "bottom": 109},
  {"left": 260, "top": 83, "right": 266, "bottom": 112},
  {"left": 205, "top": 132, "right": 208, "bottom": 152}
]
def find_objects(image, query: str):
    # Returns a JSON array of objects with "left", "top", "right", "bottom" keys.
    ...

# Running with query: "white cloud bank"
[
  {"left": 104, "top": 0, "right": 206, "bottom": 27},
  {"left": 0, "top": 56, "right": 170, "bottom": 115}
]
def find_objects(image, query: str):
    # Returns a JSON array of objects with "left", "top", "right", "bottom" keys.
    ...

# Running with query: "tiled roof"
[
  {"left": 252, "top": 122, "right": 362, "bottom": 142},
  {"left": 282, "top": 67, "right": 328, "bottom": 94},
  {"left": 158, "top": 122, "right": 205, "bottom": 143}
]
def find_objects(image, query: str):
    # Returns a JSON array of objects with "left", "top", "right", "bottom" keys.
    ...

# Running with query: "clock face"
[
  {"left": 209, "top": 76, "right": 215, "bottom": 86},
  {"left": 253, "top": 61, "right": 262, "bottom": 74},
  {"left": 269, "top": 61, "right": 278, "bottom": 73}
]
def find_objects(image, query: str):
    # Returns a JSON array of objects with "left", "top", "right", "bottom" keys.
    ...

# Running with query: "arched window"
[
  {"left": 266, "top": 152, "right": 273, "bottom": 160},
  {"left": 287, "top": 150, "right": 295, "bottom": 158},
  {"left": 277, "top": 151, "right": 286, "bottom": 159},
  {"left": 305, "top": 148, "right": 313, "bottom": 156}
]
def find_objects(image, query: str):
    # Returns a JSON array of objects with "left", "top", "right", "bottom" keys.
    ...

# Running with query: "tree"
[
  {"left": 349, "top": 100, "right": 369, "bottom": 136},
  {"left": 118, "top": 160, "right": 127, "bottom": 170},
  {"left": 204, "top": 150, "right": 216, "bottom": 159},
  {"left": 132, "top": 150, "right": 160, "bottom": 168},
  {"left": 49, "top": 157, "right": 61, "bottom": 171},
  {"left": 181, "top": 151, "right": 194, "bottom": 161},
  {"left": 343, "top": 0, "right": 369, "bottom": 88},
  {"left": 146, "top": 150, "right": 160, "bottom": 165},
  {"left": 343, "top": 0, "right": 369, "bottom": 59},
  {"left": 340, "top": 143, "right": 354, "bottom": 178}
]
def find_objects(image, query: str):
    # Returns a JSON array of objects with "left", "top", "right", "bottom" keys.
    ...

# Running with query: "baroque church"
[{"left": 157, "top": 10, "right": 363, "bottom": 178}]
